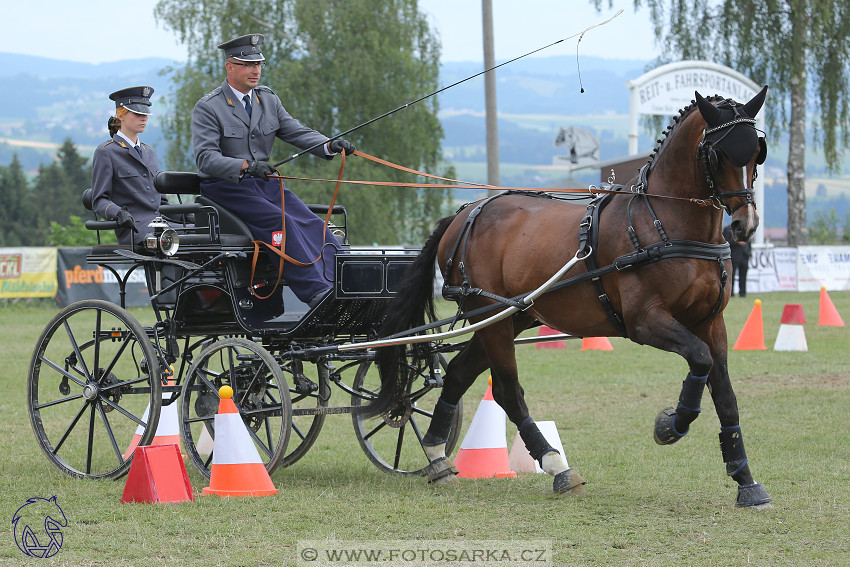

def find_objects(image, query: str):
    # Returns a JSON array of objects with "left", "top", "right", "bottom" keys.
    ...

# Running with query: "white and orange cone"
[
  {"left": 509, "top": 421, "right": 569, "bottom": 474},
  {"left": 454, "top": 378, "right": 517, "bottom": 479},
  {"left": 123, "top": 379, "right": 182, "bottom": 461},
  {"left": 202, "top": 386, "right": 278, "bottom": 497}
]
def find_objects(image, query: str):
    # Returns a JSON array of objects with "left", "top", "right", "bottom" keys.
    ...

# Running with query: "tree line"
[{"left": 0, "top": 140, "right": 101, "bottom": 247}]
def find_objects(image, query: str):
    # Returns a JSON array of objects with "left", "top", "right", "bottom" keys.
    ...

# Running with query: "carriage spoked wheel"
[
  {"left": 274, "top": 354, "right": 330, "bottom": 468},
  {"left": 27, "top": 300, "right": 162, "bottom": 480},
  {"left": 179, "top": 337, "right": 291, "bottom": 479},
  {"left": 350, "top": 352, "right": 463, "bottom": 475}
]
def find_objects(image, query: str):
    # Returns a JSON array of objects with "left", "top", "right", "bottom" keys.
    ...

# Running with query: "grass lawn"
[{"left": 1, "top": 291, "right": 848, "bottom": 566}]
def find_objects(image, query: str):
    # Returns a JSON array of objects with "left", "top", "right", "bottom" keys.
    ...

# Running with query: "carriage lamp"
[{"left": 144, "top": 217, "right": 180, "bottom": 257}]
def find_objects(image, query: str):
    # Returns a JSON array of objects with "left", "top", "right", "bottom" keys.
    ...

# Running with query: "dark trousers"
[
  {"left": 201, "top": 177, "right": 340, "bottom": 304},
  {"left": 731, "top": 259, "right": 748, "bottom": 297}
]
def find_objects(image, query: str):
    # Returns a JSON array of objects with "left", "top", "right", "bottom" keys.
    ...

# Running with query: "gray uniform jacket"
[
  {"left": 192, "top": 80, "right": 331, "bottom": 181},
  {"left": 91, "top": 135, "right": 165, "bottom": 245}
]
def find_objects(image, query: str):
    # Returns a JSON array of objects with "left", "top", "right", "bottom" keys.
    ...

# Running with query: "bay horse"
[{"left": 369, "top": 86, "right": 771, "bottom": 508}]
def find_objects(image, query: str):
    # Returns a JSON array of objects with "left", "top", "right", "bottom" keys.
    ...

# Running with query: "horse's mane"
[{"left": 646, "top": 94, "right": 728, "bottom": 169}]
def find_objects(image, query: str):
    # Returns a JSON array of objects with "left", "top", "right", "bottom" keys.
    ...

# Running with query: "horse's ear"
[
  {"left": 695, "top": 91, "right": 721, "bottom": 126},
  {"left": 743, "top": 85, "right": 769, "bottom": 118}
]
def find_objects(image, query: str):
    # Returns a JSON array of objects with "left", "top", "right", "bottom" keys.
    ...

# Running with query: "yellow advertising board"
[{"left": 0, "top": 247, "right": 58, "bottom": 298}]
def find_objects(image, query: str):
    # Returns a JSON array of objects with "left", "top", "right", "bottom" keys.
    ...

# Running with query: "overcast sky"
[{"left": 3, "top": 0, "right": 657, "bottom": 64}]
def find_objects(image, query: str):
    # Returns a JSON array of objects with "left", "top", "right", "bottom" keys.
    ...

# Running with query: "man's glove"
[
  {"left": 329, "top": 138, "right": 356, "bottom": 156},
  {"left": 114, "top": 208, "right": 136, "bottom": 231},
  {"left": 244, "top": 160, "right": 276, "bottom": 180}
]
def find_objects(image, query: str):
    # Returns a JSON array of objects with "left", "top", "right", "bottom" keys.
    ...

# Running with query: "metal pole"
[{"left": 482, "top": 0, "right": 500, "bottom": 192}]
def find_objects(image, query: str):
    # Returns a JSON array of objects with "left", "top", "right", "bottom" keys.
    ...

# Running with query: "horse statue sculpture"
[
  {"left": 369, "top": 86, "right": 771, "bottom": 508},
  {"left": 554, "top": 125, "right": 600, "bottom": 164}
]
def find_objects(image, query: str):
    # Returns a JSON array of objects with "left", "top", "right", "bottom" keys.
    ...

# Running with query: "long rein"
[{"left": 273, "top": 149, "right": 724, "bottom": 209}]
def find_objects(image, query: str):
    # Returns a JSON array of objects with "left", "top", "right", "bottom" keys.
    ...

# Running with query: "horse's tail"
[{"left": 363, "top": 214, "right": 456, "bottom": 418}]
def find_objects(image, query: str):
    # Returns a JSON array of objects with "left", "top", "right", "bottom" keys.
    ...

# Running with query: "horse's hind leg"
[
  {"left": 421, "top": 334, "right": 491, "bottom": 484},
  {"left": 479, "top": 316, "right": 586, "bottom": 495}
]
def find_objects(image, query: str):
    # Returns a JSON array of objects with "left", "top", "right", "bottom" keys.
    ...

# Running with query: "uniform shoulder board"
[
  {"left": 99, "top": 140, "right": 115, "bottom": 149},
  {"left": 256, "top": 85, "right": 276, "bottom": 95},
  {"left": 199, "top": 86, "right": 223, "bottom": 101}
]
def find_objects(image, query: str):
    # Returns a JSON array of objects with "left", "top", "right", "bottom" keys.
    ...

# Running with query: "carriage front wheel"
[
  {"left": 350, "top": 353, "right": 463, "bottom": 475},
  {"left": 27, "top": 300, "right": 163, "bottom": 480},
  {"left": 179, "top": 337, "right": 292, "bottom": 479}
]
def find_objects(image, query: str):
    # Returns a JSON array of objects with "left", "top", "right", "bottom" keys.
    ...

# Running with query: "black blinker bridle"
[{"left": 696, "top": 103, "right": 766, "bottom": 216}]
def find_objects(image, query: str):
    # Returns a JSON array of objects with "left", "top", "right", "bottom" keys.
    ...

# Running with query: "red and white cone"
[
  {"left": 774, "top": 304, "right": 808, "bottom": 351},
  {"left": 454, "top": 378, "right": 516, "bottom": 479},
  {"left": 202, "top": 386, "right": 278, "bottom": 497}
]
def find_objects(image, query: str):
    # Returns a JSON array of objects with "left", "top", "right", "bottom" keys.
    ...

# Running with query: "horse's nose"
[{"left": 731, "top": 215, "right": 758, "bottom": 242}]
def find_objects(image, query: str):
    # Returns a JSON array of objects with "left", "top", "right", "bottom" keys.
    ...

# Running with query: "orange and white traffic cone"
[
  {"left": 581, "top": 336, "right": 613, "bottom": 351},
  {"left": 454, "top": 378, "right": 517, "bottom": 479},
  {"left": 774, "top": 304, "right": 808, "bottom": 351},
  {"left": 123, "top": 379, "right": 182, "bottom": 461},
  {"left": 202, "top": 386, "right": 278, "bottom": 497},
  {"left": 818, "top": 287, "right": 845, "bottom": 327},
  {"left": 733, "top": 299, "right": 766, "bottom": 350}
]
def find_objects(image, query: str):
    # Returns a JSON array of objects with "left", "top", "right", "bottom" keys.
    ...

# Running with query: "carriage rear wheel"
[
  {"left": 179, "top": 337, "right": 291, "bottom": 479},
  {"left": 350, "top": 353, "right": 463, "bottom": 475},
  {"left": 27, "top": 300, "right": 162, "bottom": 480}
]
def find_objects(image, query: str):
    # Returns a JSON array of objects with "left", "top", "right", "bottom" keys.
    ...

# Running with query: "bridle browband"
[{"left": 696, "top": 103, "right": 762, "bottom": 216}]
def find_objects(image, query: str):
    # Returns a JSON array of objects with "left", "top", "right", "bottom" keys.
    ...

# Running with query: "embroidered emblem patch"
[{"left": 271, "top": 231, "right": 283, "bottom": 247}]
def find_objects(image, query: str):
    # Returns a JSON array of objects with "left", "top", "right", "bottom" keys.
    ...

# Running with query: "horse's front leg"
[
  {"left": 705, "top": 321, "right": 772, "bottom": 509},
  {"left": 631, "top": 311, "right": 771, "bottom": 507}
]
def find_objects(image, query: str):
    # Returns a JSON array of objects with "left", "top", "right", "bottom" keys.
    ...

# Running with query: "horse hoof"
[
  {"left": 736, "top": 483, "right": 772, "bottom": 508},
  {"left": 553, "top": 468, "right": 586, "bottom": 495},
  {"left": 424, "top": 457, "right": 460, "bottom": 484},
  {"left": 653, "top": 407, "right": 688, "bottom": 445}
]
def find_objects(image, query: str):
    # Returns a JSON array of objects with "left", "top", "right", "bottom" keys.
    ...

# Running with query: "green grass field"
[{"left": 1, "top": 291, "right": 848, "bottom": 566}]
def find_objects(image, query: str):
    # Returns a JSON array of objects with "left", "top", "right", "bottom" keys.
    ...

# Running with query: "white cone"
[
  {"left": 773, "top": 324, "right": 808, "bottom": 351},
  {"left": 509, "top": 421, "right": 569, "bottom": 474}
]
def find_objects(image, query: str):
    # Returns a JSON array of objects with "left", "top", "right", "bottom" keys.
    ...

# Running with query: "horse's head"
[{"left": 695, "top": 85, "right": 768, "bottom": 242}]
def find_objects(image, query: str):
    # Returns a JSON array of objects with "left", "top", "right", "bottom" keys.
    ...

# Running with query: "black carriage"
[{"left": 26, "top": 171, "right": 463, "bottom": 480}]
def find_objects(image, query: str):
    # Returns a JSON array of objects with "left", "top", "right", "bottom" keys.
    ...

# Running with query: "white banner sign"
[{"left": 795, "top": 245, "right": 850, "bottom": 291}]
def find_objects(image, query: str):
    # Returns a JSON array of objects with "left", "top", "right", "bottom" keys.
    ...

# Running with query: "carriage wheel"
[
  {"left": 179, "top": 337, "right": 291, "bottom": 479},
  {"left": 350, "top": 353, "right": 463, "bottom": 475},
  {"left": 27, "top": 300, "right": 162, "bottom": 480},
  {"left": 276, "top": 356, "right": 330, "bottom": 468}
]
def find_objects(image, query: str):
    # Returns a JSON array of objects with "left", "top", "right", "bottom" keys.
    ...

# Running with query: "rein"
[
  {"left": 275, "top": 150, "right": 722, "bottom": 207},
  {"left": 246, "top": 153, "right": 348, "bottom": 299}
]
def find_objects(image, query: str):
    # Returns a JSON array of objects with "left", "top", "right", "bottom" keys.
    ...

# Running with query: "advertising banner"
[
  {"left": 56, "top": 248, "right": 150, "bottom": 307},
  {"left": 795, "top": 246, "right": 850, "bottom": 291},
  {"left": 746, "top": 246, "right": 797, "bottom": 293},
  {"left": 0, "top": 247, "right": 57, "bottom": 298}
]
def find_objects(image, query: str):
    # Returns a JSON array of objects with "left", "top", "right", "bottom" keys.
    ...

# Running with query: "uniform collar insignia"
[{"left": 118, "top": 141, "right": 127, "bottom": 148}]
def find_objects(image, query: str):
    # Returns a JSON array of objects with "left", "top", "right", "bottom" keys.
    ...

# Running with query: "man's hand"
[
  {"left": 329, "top": 138, "right": 356, "bottom": 156},
  {"left": 114, "top": 208, "right": 137, "bottom": 231},
  {"left": 244, "top": 160, "right": 276, "bottom": 180}
]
